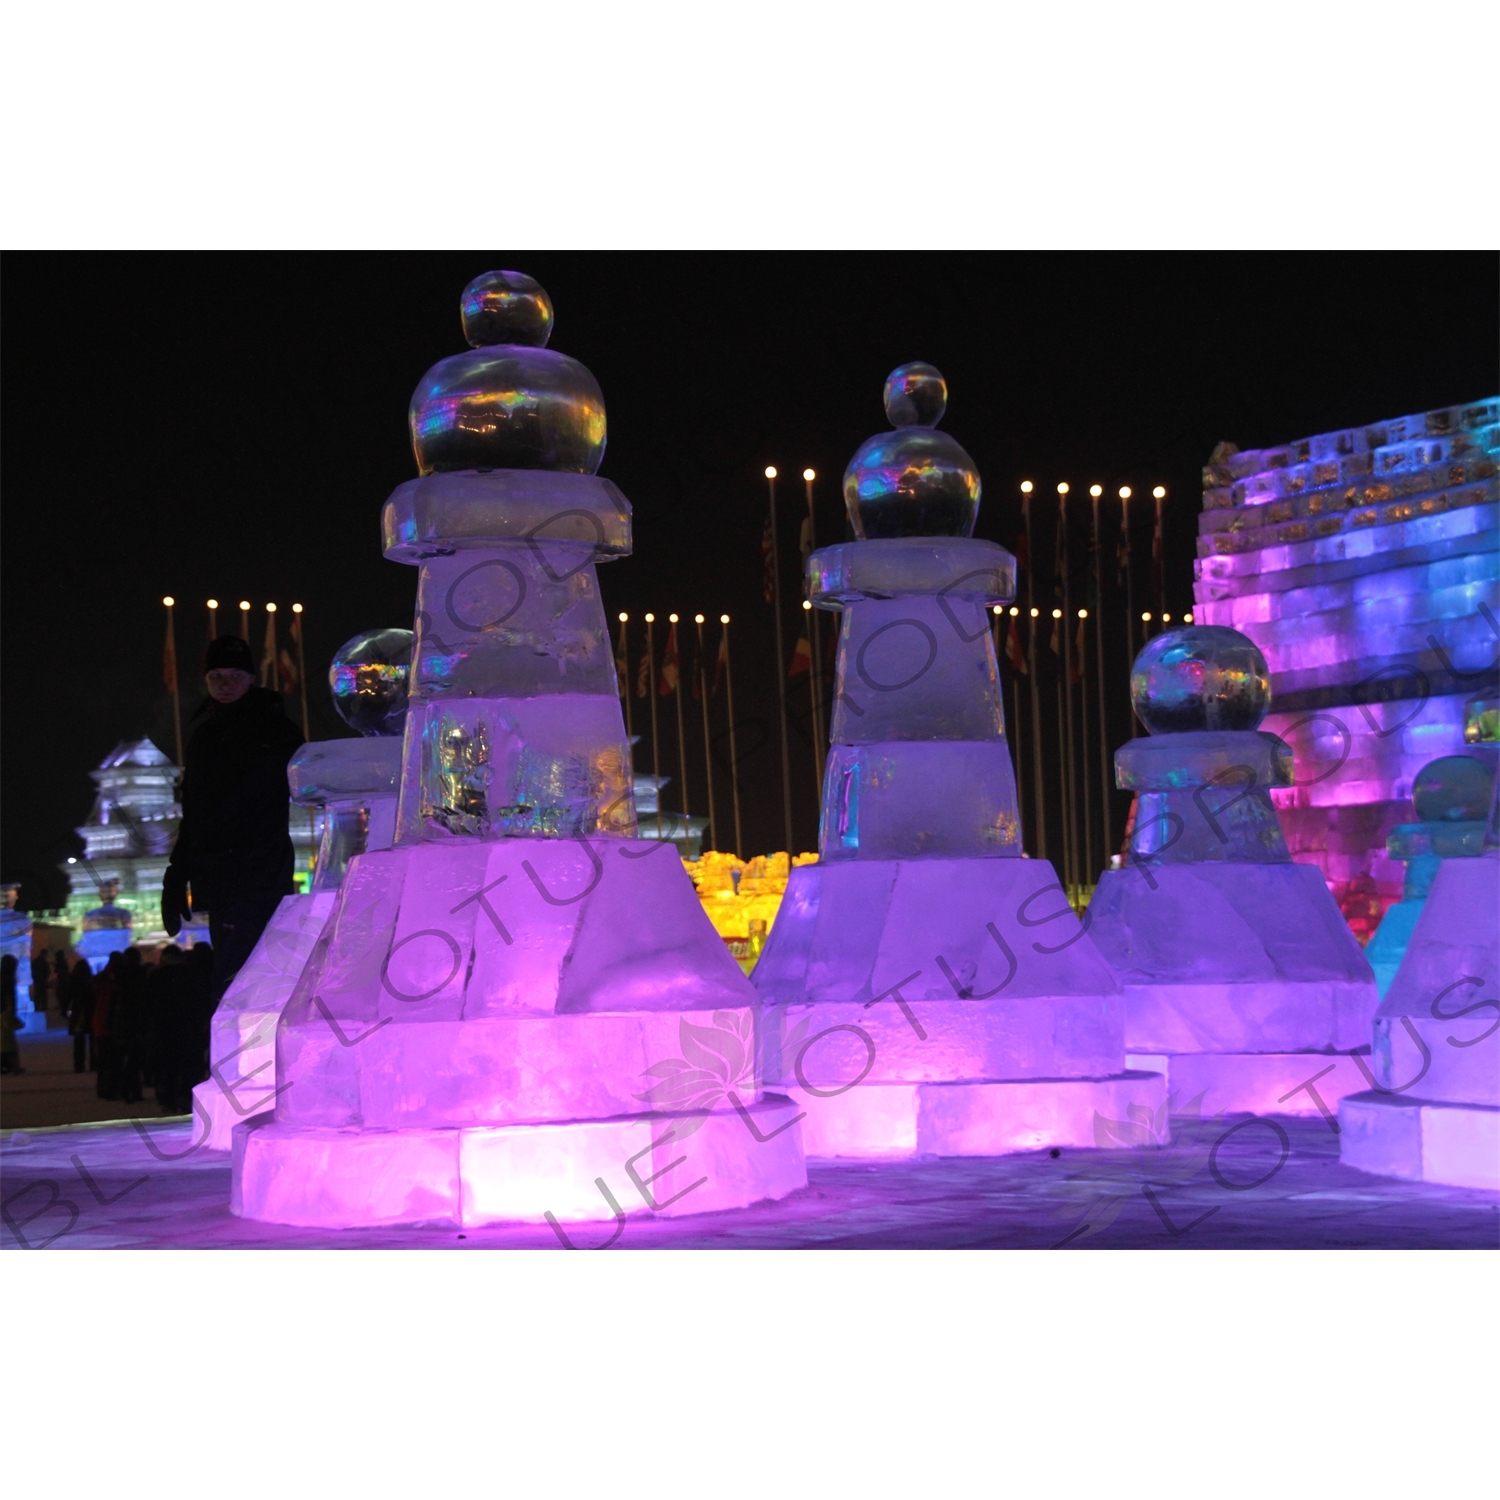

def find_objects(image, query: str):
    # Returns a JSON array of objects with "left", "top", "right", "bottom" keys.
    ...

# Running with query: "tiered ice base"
[
  {"left": 231, "top": 837, "right": 809, "bottom": 1227},
  {"left": 752, "top": 856, "right": 1166, "bottom": 1159},
  {"left": 1339, "top": 855, "right": 1499, "bottom": 1190},
  {"left": 193, "top": 891, "right": 339, "bottom": 1150},
  {"left": 1089, "top": 862, "right": 1380, "bottom": 1119}
]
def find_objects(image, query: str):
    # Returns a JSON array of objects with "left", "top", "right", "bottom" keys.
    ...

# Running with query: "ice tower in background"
[
  {"left": 752, "top": 363, "right": 1166, "bottom": 1159},
  {"left": 233, "top": 272, "right": 805, "bottom": 1228},
  {"left": 1193, "top": 399, "right": 1499, "bottom": 933}
]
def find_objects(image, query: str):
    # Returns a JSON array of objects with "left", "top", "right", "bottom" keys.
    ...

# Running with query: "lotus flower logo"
[{"left": 636, "top": 1011, "right": 759, "bottom": 1137}]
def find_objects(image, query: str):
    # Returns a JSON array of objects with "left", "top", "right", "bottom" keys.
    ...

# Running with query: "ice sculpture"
[
  {"left": 1194, "top": 400, "right": 1499, "bottom": 924},
  {"left": 752, "top": 363, "right": 1166, "bottom": 1159},
  {"left": 0, "top": 885, "right": 37, "bottom": 1032},
  {"left": 192, "top": 630, "right": 410, "bottom": 1149},
  {"left": 1364, "top": 743, "right": 1496, "bottom": 995},
  {"left": 1340, "top": 712, "right": 1500, "bottom": 1190},
  {"left": 1087, "top": 627, "right": 1380, "bottom": 1118},
  {"left": 233, "top": 271, "right": 805, "bottom": 1227}
]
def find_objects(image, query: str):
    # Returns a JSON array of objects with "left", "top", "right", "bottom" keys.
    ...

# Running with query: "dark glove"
[{"left": 161, "top": 865, "right": 192, "bottom": 938}]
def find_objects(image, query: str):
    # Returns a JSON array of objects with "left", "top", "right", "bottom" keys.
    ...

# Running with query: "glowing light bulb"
[
  {"left": 1119, "top": 487, "right": 1132, "bottom": 500},
  {"left": 695, "top": 613, "right": 706, "bottom": 623},
  {"left": 266, "top": 602, "right": 277, "bottom": 613},
  {"left": 1162, "top": 612, "right": 1172, "bottom": 623},
  {"left": 1078, "top": 608, "right": 1087, "bottom": 619},
  {"left": 1057, "top": 483, "right": 1070, "bottom": 495},
  {"left": 292, "top": 603, "right": 303, "bottom": 614},
  {"left": 1030, "top": 607, "right": 1039, "bottom": 618},
  {"left": 1052, "top": 608, "right": 1062, "bottom": 619},
  {"left": 1009, "top": 606, "right": 1019, "bottom": 617},
  {"left": 764, "top": 466, "right": 777, "bottom": 479},
  {"left": 206, "top": 598, "right": 218, "bottom": 609},
  {"left": 992, "top": 605, "right": 1002, "bottom": 615},
  {"left": 1153, "top": 486, "right": 1166, "bottom": 499},
  {"left": 1020, "top": 480, "right": 1034, "bottom": 494},
  {"left": 669, "top": 613, "right": 679, "bottom": 623},
  {"left": 1089, "top": 485, "right": 1102, "bottom": 498},
  {"left": 67, "top": 857, "right": 77, "bottom": 865},
  {"left": 801, "top": 600, "right": 811, "bottom": 610},
  {"left": 162, "top": 595, "right": 175, "bottom": 607},
  {"left": 239, "top": 600, "right": 250, "bottom": 611},
  {"left": 618, "top": 612, "right": 628, "bottom": 622},
  {"left": 644, "top": 613, "right": 655, "bottom": 623},
  {"left": 802, "top": 468, "right": 815, "bottom": 481},
  {"left": 1141, "top": 612, "right": 1152, "bottom": 622},
  {"left": 720, "top": 614, "right": 730, "bottom": 624},
  {"left": 1184, "top": 612, "right": 1194, "bottom": 623}
]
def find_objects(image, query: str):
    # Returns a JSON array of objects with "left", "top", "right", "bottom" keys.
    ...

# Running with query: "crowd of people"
[{"left": 1, "top": 943, "right": 216, "bottom": 1114}]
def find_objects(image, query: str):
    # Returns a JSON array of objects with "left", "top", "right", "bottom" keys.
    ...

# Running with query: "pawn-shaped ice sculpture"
[
  {"left": 1364, "top": 744, "right": 1496, "bottom": 995},
  {"left": 193, "top": 630, "right": 414, "bottom": 1150},
  {"left": 1340, "top": 706, "right": 1499, "bottom": 1190},
  {"left": 1086, "top": 627, "right": 1379, "bottom": 1119},
  {"left": 752, "top": 365, "right": 1165, "bottom": 1159},
  {"left": 233, "top": 272, "right": 805, "bottom": 1229}
]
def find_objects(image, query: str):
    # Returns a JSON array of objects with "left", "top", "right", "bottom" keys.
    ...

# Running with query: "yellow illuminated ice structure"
[{"left": 682, "top": 851, "right": 819, "bottom": 972}]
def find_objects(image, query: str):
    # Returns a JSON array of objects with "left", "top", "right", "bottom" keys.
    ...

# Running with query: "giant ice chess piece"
[
  {"left": 1339, "top": 709, "right": 1499, "bottom": 1190},
  {"left": 193, "top": 629, "right": 411, "bottom": 1150},
  {"left": 1087, "top": 626, "right": 1380, "bottom": 1118},
  {"left": 1364, "top": 720, "right": 1497, "bottom": 995},
  {"left": 233, "top": 271, "right": 805, "bottom": 1228},
  {"left": 752, "top": 362, "right": 1165, "bottom": 1158}
]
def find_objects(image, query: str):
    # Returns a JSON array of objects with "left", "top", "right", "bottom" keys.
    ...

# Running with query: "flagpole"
[
  {"left": 644, "top": 614, "right": 661, "bottom": 839},
  {"left": 1077, "top": 608, "right": 1094, "bottom": 889},
  {"left": 802, "top": 468, "right": 827, "bottom": 793},
  {"left": 206, "top": 598, "right": 218, "bottom": 641},
  {"left": 239, "top": 599, "right": 251, "bottom": 641},
  {"left": 1052, "top": 608, "right": 1071, "bottom": 891},
  {"left": 721, "top": 615, "right": 744, "bottom": 859},
  {"left": 669, "top": 615, "right": 691, "bottom": 835},
  {"left": 1057, "top": 484, "right": 1080, "bottom": 897},
  {"left": 291, "top": 602, "right": 310, "bottom": 738},
  {"left": 162, "top": 596, "right": 183, "bottom": 768},
  {"left": 1152, "top": 485, "right": 1168, "bottom": 626},
  {"left": 1021, "top": 483, "right": 1047, "bottom": 863},
  {"left": 1090, "top": 487, "right": 1113, "bottom": 863},
  {"left": 1120, "top": 486, "right": 1138, "bottom": 737},
  {"left": 617, "top": 613, "right": 634, "bottom": 744},
  {"left": 694, "top": 614, "right": 717, "bottom": 852},
  {"left": 262, "top": 603, "right": 279, "bottom": 691},
  {"left": 765, "top": 467, "right": 795, "bottom": 855}
]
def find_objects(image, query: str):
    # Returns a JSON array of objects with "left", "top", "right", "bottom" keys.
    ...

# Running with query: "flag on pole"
[
  {"left": 615, "top": 617, "right": 628, "bottom": 698},
  {"left": 761, "top": 517, "right": 775, "bottom": 603},
  {"left": 659, "top": 623, "right": 679, "bottom": 696},
  {"left": 636, "top": 652, "right": 651, "bottom": 700},
  {"left": 1006, "top": 616, "right": 1027, "bottom": 675},
  {"left": 788, "top": 635, "right": 811, "bottom": 678},
  {"left": 712, "top": 628, "right": 728, "bottom": 696},
  {"left": 260, "top": 610, "right": 278, "bottom": 690},
  {"left": 162, "top": 609, "right": 178, "bottom": 693},
  {"left": 278, "top": 647, "right": 299, "bottom": 692},
  {"left": 1049, "top": 612, "right": 1061, "bottom": 656},
  {"left": 798, "top": 516, "right": 813, "bottom": 562}
]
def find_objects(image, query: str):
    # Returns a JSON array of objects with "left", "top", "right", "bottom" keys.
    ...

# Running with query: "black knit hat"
[{"left": 204, "top": 636, "right": 256, "bottom": 675}]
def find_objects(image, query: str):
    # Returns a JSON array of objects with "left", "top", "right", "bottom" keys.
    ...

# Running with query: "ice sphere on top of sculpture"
[
  {"left": 1412, "top": 754, "right": 1496, "bottom": 823},
  {"left": 409, "top": 271, "right": 606, "bottom": 477},
  {"left": 329, "top": 628, "right": 413, "bottom": 737},
  {"left": 842, "top": 363, "right": 980, "bottom": 541},
  {"left": 1131, "top": 626, "right": 1272, "bottom": 735},
  {"left": 460, "top": 270, "right": 554, "bottom": 349}
]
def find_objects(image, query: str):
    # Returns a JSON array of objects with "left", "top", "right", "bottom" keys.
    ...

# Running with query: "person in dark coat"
[
  {"left": 1, "top": 955, "right": 21, "bottom": 1074},
  {"left": 65, "top": 956, "right": 96, "bottom": 1071},
  {"left": 92, "top": 952, "right": 123, "bottom": 1099},
  {"left": 114, "top": 947, "right": 147, "bottom": 1103},
  {"left": 161, "top": 636, "right": 304, "bottom": 1007},
  {"left": 148, "top": 946, "right": 196, "bottom": 1114}
]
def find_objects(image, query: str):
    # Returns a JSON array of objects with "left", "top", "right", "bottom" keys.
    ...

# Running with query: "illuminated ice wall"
[{"left": 1193, "top": 399, "right": 1500, "bottom": 930}]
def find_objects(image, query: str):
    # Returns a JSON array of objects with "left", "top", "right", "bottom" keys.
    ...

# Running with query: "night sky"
[{"left": 4, "top": 253, "right": 1496, "bottom": 909}]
